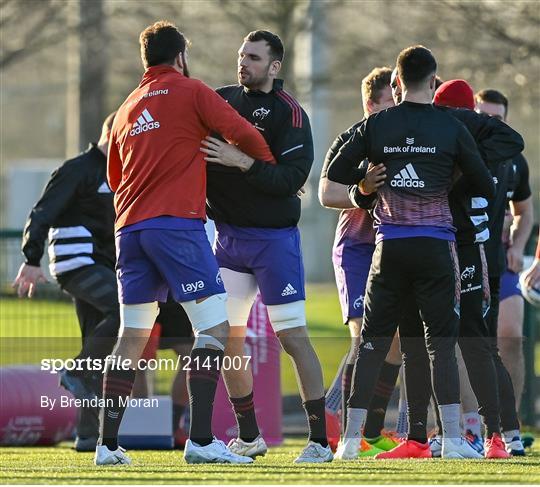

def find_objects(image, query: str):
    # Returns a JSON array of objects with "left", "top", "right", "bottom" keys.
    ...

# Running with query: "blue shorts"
[
  {"left": 116, "top": 229, "right": 225, "bottom": 304},
  {"left": 214, "top": 225, "right": 305, "bottom": 306},
  {"left": 500, "top": 270, "right": 521, "bottom": 302},
  {"left": 332, "top": 241, "right": 375, "bottom": 323}
]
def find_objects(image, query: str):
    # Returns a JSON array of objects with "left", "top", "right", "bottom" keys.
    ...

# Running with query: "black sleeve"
[
  {"left": 454, "top": 123, "right": 496, "bottom": 199},
  {"left": 512, "top": 153, "right": 532, "bottom": 202},
  {"left": 327, "top": 122, "right": 369, "bottom": 185},
  {"left": 244, "top": 109, "right": 313, "bottom": 197},
  {"left": 320, "top": 123, "right": 361, "bottom": 179},
  {"left": 21, "top": 161, "right": 85, "bottom": 266},
  {"left": 348, "top": 185, "right": 377, "bottom": 209},
  {"left": 447, "top": 108, "right": 524, "bottom": 164}
]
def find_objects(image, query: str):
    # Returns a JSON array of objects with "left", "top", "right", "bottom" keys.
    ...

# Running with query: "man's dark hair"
[
  {"left": 139, "top": 21, "right": 189, "bottom": 68},
  {"left": 475, "top": 89, "right": 509, "bottom": 116},
  {"left": 397, "top": 45, "right": 437, "bottom": 89},
  {"left": 435, "top": 76, "right": 444, "bottom": 90},
  {"left": 361, "top": 67, "right": 392, "bottom": 114},
  {"left": 244, "top": 30, "right": 284, "bottom": 62}
]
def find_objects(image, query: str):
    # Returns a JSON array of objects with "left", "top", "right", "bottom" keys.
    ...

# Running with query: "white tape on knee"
[
  {"left": 267, "top": 300, "right": 306, "bottom": 332},
  {"left": 120, "top": 302, "right": 159, "bottom": 332},
  {"left": 193, "top": 332, "right": 225, "bottom": 351},
  {"left": 182, "top": 293, "right": 228, "bottom": 333}
]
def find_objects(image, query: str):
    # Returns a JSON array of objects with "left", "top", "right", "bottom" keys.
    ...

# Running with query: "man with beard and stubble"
[
  {"left": 201, "top": 30, "right": 332, "bottom": 463},
  {"left": 95, "top": 21, "right": 275, "bottom": 466}
]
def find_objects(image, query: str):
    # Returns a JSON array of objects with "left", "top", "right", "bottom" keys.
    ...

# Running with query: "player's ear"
[
  {"left": 175, "top": 53, "right": 183, "bottom": 71},
  {"left": 270, "top": 60, "right": 281, "bottom": 77},
  {"left": 366, "top": 99, "right": 375, "bottom": 113}
]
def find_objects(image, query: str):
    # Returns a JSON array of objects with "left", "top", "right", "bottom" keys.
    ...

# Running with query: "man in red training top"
[{"left": 95, "top": 21, "right": 275, "bottom": 466}]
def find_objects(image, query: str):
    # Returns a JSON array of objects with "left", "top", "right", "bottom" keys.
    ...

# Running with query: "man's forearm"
[
  {"left": 510, "top": 212, "right": 534, "bottom": 253},
  {"left": 318, "top": 178, "right": 355, "bottom": 209}
]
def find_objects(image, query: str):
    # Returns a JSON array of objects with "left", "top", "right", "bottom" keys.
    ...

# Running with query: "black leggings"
[
  {"left": 57, "top": 264, "right": 120, "bottom": 438},
  {"left": 57, "top": 264, "right": 120, "bottom": 364},
  {"left": 348, "top": 238, "right": 460, "bottom": 416},
  {"left": 486, "top": 275, "right": 520, "bottom": 432}
]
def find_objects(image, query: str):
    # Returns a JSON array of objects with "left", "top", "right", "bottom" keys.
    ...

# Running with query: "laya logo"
[
  {"left": 391, "top": 163, "right": 425, "bottom": 188},
  {"left": 253, "top": 107, "right": 270, "bottom": 120},
  {"left": 181, "top": 280, "right": 205, "bottom": 293},
  {"left": 353, "top": 295, "right": 364, "bottom": 310},
  {"left": 461, "top": 265, "right": 475, "bottom": 280},
  {"left": 406, "top": 137, "right": 415, "bottom": 145},
  {"left": 129, "top": 109, "right": 160, "bottom": 136}
]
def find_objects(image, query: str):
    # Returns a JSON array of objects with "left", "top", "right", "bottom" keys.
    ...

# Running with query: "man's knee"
[{"left": 181, "top": 293, "right": 229, "bottom": 349}]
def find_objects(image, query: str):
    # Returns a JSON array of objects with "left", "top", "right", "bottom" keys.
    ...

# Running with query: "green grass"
[
  {"left": 1, "top": 439, "right": 539, "bottom": 484},
  {"left": 0, "top": 286, "right": 349, "bottom": 395}
]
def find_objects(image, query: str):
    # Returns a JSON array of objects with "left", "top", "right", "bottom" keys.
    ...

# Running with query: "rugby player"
[
  {"left": 201, "top": 30, "right": 332, "bottom": 463},
  {"left": 327, "top": 45, "right": 495, "bottom": 460},
  {"left": 94, "top": 21, "right": 275, "bottom": 466},
  {"left": 318, "top": 66, "right": 401, "bottom": 455},
  {"left": 14, "top": 113, "right": 119, "bottom": 452},
  {"left": 377, "top": 77, "right": 524, "bottom": 459},
  {"left": 475, "top": 88, "right": 533, "bottom": 454}
]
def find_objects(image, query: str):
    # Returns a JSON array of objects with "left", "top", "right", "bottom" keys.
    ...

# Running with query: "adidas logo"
[
  {"left": 363, "top": 342, "right": 374, "bottom": 350},
  {"left": 129, "top": 108, "right": 160, "bottom": 136},
  {"left": 390, "top": 163, "right": 425, "bottom": 188},
  {"left": 281, "top": 283, "right": 298, "bottom": 297}
]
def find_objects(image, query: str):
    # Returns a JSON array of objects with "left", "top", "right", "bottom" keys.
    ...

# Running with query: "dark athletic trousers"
[
  {"left": 485, "top": 275, "right": 520, "bottom": 432},
  {"left": 57, "top": 264, "right": 120, "bottom": 438},
  {"left": 348, "top": 238, "right": 460, "bottom": 422},
  {"left": 401, "top": 244, "right": 502, "bottom": 439}
]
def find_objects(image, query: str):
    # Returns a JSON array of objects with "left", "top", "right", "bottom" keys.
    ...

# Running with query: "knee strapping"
[
  {"left": 120, "top": 302, "right": 159, "bottom": 332},
  {"left": 193, "top": 332, "right": 225, "bottom": 351},
  {"left": 267, "top": 301, "right": 306, "bottom": 332},
  {"left": 181, "top": 293, "right": 228, "bottom": 333}
]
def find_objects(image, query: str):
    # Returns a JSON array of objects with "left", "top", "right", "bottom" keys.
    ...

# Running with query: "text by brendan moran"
[{"left": 40, "top": 395, "right": 158, "bottom": 411}]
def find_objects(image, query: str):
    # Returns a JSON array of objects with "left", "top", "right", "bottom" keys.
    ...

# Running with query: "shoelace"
[{"left": 302, "top": 443, "right": 321, "bottom": 457}]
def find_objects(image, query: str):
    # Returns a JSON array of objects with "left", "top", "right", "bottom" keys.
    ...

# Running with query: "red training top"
[{"left": 108, "top": 65, "right": 275, "bottom": 231}]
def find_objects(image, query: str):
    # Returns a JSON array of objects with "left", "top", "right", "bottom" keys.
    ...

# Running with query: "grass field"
[{"left": 1, "top": 439, "right": 539, "bottom": 485}]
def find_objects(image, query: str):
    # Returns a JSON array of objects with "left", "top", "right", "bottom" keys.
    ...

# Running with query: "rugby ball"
[{"left": 519, "top": 272, "right": 540, "bottom": 307}]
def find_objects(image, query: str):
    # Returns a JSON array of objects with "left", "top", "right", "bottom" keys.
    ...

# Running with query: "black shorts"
[{"left": 156, "top": 297, "right": 193, "bottom": 350}]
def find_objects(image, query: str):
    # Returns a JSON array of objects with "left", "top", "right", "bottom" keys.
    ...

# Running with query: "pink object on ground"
[
  {"left": 0, "top": 365, "right": 77, "bottom": 445},
  {"left": 212, "top": 295, "right": 283, "bottom": 445}
]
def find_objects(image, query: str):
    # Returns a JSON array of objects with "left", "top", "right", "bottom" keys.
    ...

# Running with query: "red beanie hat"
[{"left": 433, "top": 79, "right": 475, "bottom": 110}]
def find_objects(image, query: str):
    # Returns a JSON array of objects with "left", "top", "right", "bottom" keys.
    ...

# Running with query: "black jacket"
[
  {"left": 344, "top": 106, "right": 523, "bottom": 245},
  {"left": 206, "top": 79, "right": 313, "bottom": 228},
  {"left": 21, "top": 144, "right": 115, "bottom": 276},
  {"left": 328, "top": 101, "right": 495, "bottom": 234}
]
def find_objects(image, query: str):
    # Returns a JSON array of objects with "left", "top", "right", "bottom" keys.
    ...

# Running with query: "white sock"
[
  {"left": 462, "top": 412, "right": 482, "bottom": 437},
  {"left": 439, "top": 403, "right": 461, "bottom": 440},
  {"left": 396, "top": 398, "right": 408, "bottom": 438},
  {"left": 503, "top": 429, "right": 521, "bottom": 443},
  {"left": 344, "top": 408, "right": 367, "bottom": 439}
]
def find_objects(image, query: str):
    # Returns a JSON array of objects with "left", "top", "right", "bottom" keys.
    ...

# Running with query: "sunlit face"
[
  {"left": 237, "top": 40, "right": 279, "bottom": 90},
  {"left": 475, "top": 101, "right": 506, "bottom": 121},
  {"left": 370, "top": 86, "right": 395, "bottom": 114},
  {"left": 391, "top": 75, "right": 402, "bottom": 104}
]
